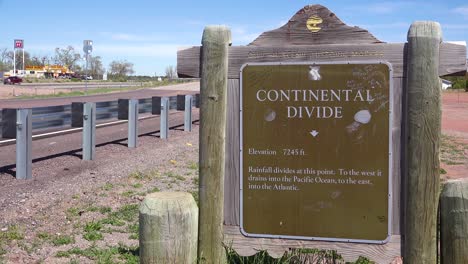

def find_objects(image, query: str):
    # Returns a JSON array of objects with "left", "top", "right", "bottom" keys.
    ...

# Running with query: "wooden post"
[
  {"left": 440, "top": 179, "right": 468, "bottom": 263},
  {"left": 405, "top": 21, "right": 442, "bottom": 263},
  {"left": 139, "top": 192, "right": 198, "bottom": 264},
  {"left": 198, "top": 25, "right": 231, "bottom": 264}
]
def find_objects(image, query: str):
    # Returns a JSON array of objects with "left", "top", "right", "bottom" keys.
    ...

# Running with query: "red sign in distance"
[{"left": 14, "top": 39, "right": 24, "bottom": 49}]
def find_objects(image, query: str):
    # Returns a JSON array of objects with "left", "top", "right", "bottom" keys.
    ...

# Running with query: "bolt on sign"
[
  {"left": 14, "top": 39, "right": 24, "bottom": 49},
  {"left": 240, "top": 62, "right": 392, "bottom": 243}
]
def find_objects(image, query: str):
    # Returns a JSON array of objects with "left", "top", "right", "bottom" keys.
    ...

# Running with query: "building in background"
[
  {"left": 3, "top": 65, "right": 75, "bottom": 79},
  {"left": 441, "top": 79, "right": 453, "bottom": 90}
]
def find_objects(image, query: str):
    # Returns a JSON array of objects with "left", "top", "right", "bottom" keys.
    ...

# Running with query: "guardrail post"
[
  {"left": 16, "top": 109, "right": 32, "bottom": 180},
  {"left": 184, "top": 95, "right": 193, "bottom": 132},
  {"left": 160, "top": 97, "right": 169, "bottom": 139},
  {"left": 118, "top": 99, "right": 139, "bottom": 148},
  {"left": 82, "top": 102, "right": 96, "bottom": 160},
  {"left": 177, "top": 94, "right": 193, "bottom": 132},
  {"left": 128, "top": 99, "right": 138, "bottom": 148}
]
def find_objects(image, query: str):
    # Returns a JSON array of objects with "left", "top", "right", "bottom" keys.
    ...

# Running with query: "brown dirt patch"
[
  {"left": 0, "top": 84, "right": 61, "bottom": 99},
  {"left": 441, "top": 91, "right": 468, "bottom": 180},
  {"left": 0, "top": 125, "right": 200, "bottom": 263}
]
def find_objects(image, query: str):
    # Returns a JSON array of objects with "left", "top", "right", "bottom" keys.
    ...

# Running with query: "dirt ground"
[
  {"left": 0, "top": 90, "right": 466, "bottom": 263},
  {"left": 441, "top": 91, "right": 468, "bottom": 180},
  {"left": 0, "top": 124, "right": 200, "bottom": 263},
  {"left": 0, "top": 82, "right": 199, "bottom": 100},
  {"left": 0, "top": 84, "right": 65, "bottom": 98}
]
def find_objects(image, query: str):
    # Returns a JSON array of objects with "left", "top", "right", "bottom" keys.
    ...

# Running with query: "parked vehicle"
[
  {"left": 81, "top": 75, "right": 93, "bottom": 80},
  {"left": 3, "top": 76, "right": 23, "bottom": 85}
]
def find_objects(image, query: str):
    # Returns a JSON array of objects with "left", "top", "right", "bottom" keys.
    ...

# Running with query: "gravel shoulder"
[{"left": 0, "top": 122, "right": 200, "bottom": 263}]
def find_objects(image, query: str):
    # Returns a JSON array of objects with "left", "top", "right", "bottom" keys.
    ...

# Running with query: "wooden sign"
[
  {"left": 240, "top": 62, "right": 392, "bottom": 243},
  {"left": 178, "top": 4, "right": 467, "bottom": 263}
]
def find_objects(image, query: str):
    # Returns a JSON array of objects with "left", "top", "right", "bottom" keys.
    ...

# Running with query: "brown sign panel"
[{"left": 240, "top": 62, "right": 392, "bottom": 243}]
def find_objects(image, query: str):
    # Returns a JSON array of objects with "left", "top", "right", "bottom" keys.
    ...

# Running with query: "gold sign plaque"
[
  {"left": 306, "top": 15, "right": 323, "bottom": 32},
  {"left": 240, "top": 62, "right": 392, "bottom": 243}
]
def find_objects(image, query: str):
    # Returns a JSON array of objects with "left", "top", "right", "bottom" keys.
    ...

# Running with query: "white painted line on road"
[
  {"left": 35, "top": 127, "right": 82, "bottom": 138},
  {"left": 0, "top": 139, "right": 15, "bottom": 144}
]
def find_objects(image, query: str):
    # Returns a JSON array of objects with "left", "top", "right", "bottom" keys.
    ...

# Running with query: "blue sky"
[{"left": 1, "top": 0, "right": 467, "bottom": 76}]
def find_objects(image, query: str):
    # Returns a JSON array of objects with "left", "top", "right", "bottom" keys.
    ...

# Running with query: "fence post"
[
  {"left": 440, "top": 179, "right": 468, "bottom": 263},
  {"left": 404, "top": 21, "right": 442, "bottom": 263},
  {"left": 82, "top": 102, "right": 96, "bottom": 160},
  {"left": 139, "top": 192, "right": 198, "bottom": 264},
  {"left": 16, "top": 109, "right": 32, "bottom": 180},
  {"left": 160, "top": 97, "right": 169, "bottom": 139},
  {"left": 198, "top": 25, "right": 231, "bottom": 264},
  {"left": 128, "top": 99, "right": 138, "bottom": 148}
]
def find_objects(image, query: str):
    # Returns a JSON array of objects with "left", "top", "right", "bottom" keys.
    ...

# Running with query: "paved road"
[
  {"left": 16, "top": 81, "right": 140, "bottom": 88},
  {"left": 0, "top": 110, "right": 199, "bottom": 173},
  {"left": 442, "top": 91, "right": 468, "bottom": 136},
  {"left": 0, "top": 82, "right": 200, "bottom": 108}
]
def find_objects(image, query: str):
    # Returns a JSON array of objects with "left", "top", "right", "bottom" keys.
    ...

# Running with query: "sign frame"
[{"left": 239, "top": 60, "right": 394, "bottom": 245}]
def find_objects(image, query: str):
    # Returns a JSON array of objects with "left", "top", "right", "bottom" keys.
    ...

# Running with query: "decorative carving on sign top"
[
  {"left": 306, "top": 15, "right": 323, "bottom": 32},
  {"left": 249, "top": 4, "right": 383, "bottom": 46}
]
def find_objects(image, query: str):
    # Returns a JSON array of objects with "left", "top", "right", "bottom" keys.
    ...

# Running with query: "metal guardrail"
[
  {"left": 0, "top": 93, "right": 199, "bottom": 179},
  {"left": 0, "top": 97, "right": 184, "bottom": 137}
]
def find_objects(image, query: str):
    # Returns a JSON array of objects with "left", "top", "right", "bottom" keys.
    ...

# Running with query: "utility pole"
[
  {"left": 13, "top": 48, "right": 15, "bottom": 75},
  {"left": 83, "top": 40, "right": 93, "bottom": 94}
]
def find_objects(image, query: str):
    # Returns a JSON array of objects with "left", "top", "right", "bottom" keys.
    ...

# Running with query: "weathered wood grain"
[
  {"left": 440, "top": 179, "right": 468, "bottom": 264},
  {"left": 177, "top": 42, "right": 466, "bottom": 79},
  {"left": 224, "top": 225, "right": 401, "bottom": 263},
  {"left": 404, "top": 21, "right": 442, "bottom": 263},
  {"left": 224, "top": 79, "right": 240, "bottom": 226},
  {"left": 249, "top": 5, "right": 382, "bottom": 46},
  {"left": 391, "top": 77, "right": 404, "bottom": 235},
  {"left": 198, "top": 25, "right": 231, "bottom": 264},
  {"left": 139, "top": 192, "right": 198, "bottom": 264}
]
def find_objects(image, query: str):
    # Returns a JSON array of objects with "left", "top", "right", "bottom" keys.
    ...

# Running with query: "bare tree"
[
  {"left": 88, "top": 55, "right": 105, "bottom": 79},
  {"left": 0, "top": 48, "right": 11, "bottom": 71},
  {"left": 53, "top": 46, "right": 81, "bottom": 70},
  {"left": 165, "top": 65, "right": 177, "bottom": 79},
  {"left": 30, "top": 56, "right": 44, "bottom": 67},
  {"left": 4, "top": 50, "right": 32, "bottom": 70},
  {"left": 109, "top": 60, "right": 134, "bottom": 77}
]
